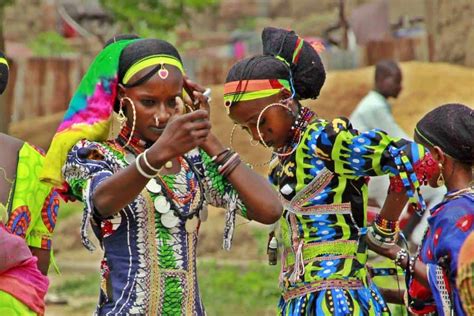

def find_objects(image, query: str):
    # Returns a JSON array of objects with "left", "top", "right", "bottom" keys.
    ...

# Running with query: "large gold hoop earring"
[
  {"left": 120, "top": 97, "right": 136, "bottom": 147},
  {"left": 229, "top": 124, "right": 237, "bottom": 151},
  {"left": 437, "top": 163, "right": 445, "bottom": 187},
  {"left": 249, "top": 138, "right": 259, "bottom": 147}
]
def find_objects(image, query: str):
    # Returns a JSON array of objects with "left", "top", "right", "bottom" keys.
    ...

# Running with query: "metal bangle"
[
  {"left": 142, "top": 149, "right": 161, "bottom": 173},
  {"left": 135, "top": 153, "right": 157, "bottom": 179}
]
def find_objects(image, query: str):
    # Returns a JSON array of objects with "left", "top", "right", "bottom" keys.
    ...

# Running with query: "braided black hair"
[
  {"left": 0, "top": 51, "right": 9, "bottom": 95},
  {"left": 375, "top": 60, "right": 400, "bottom": 82},
  {"left": 226, "top": 27, "right": 326, "bottom": 100},
  {"left": 416, "top": 103, "right": 474, "bottom": 165},
  {"left": 103, "top": 34, "right": 140, "bottom": 48}
]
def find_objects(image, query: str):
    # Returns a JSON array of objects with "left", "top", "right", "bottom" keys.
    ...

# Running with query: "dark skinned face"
[
  {"left": 378, "top": 68, "right": 403, "bottom": 99},
  {"left": 228, "top": 90, "right": 296, "bottom": 149},
  {"left": 118, "top": 65, "right": 183, "bottom": 143}
]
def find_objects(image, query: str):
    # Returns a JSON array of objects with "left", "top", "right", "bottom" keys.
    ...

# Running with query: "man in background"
[{"left": 350, "top": 60, "right": 445, "bottom": 244}]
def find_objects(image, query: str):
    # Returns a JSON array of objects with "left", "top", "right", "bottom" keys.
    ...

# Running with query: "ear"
[
  {"left": 432, "top": 146, "right": 446, "bottom": 164},
  {"left": 117, "top": 84, "right": 126, "bottom": 99},
  {"left": 279, "top": 88, "right": 292, "bottom": 100}
]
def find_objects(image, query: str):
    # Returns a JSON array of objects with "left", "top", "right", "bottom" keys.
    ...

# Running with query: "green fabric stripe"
[{"left": 286, "top": 242, "right": 358, "bottom": 266}]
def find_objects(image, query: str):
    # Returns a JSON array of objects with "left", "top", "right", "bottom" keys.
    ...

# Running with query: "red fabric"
[
  {"left": 389, "top": 152, "right": 439, "bottom": 193},
  {"left": 408, "top": 277, "right": 436, "bottom": 314}
]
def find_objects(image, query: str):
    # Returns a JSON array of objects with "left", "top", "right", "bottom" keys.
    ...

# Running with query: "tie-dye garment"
[
  {"left": 63, "top": 139, "right": 247, "bottom": 315},
  {"left": 408, "top": 191, "right": 474, "bottom": 316},
  {"left": 6, "top": 143, "right": 60, "bottom": 251},
  {"left": 270, "top": 114, "right": 430, "bottom": 316}
]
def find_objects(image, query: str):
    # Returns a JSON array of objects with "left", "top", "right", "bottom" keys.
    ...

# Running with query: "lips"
[{"left": 150, "top": 125, "right": 166, "bottom": 134}]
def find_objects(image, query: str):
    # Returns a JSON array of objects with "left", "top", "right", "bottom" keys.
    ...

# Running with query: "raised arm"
[
  {"left": 200, "top": 133, "right": 282, "bottom": 224},
  {"left": 91, "top": 110, "right": 211, "bottom": 218}
]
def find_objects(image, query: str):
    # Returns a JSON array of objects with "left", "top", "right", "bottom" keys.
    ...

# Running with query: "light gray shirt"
[{"left": 350, "top": 90, "right": 409, "bottom": 139}]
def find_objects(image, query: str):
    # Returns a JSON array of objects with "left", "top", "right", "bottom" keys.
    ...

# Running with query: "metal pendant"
[
  {"left": 161, "top": 211, "right": 179, "bottom": 228},
  {"left": 146, "top": 179, "right": 162, "bottom": 193},
  {"left": 185, "top": 216, "right": 200, "bottom": 233},
  {"left": 154, "top": 195, "right": 171, "bottom": 214},
  {"left": 199, "top": 204, "right": 208, "bottom": 222}
]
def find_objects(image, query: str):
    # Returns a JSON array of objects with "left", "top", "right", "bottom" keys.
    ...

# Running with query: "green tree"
[{"left": 100, "top": 0, "right": 219, "bottom": 39}]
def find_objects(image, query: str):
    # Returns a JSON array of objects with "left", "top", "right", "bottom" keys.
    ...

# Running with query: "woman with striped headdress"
[
  {"left": 222, "top": 27, "right": 438, "bottom": 315},
  {"left": 41, "top": 38, "right": 282, "bottom": 315}
]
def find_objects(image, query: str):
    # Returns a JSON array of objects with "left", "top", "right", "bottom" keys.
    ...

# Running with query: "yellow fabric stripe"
[
  {"left": 0, "top": 57, "right": 8, "bottom": 68},
  {"left": 223, "top": 88, "right": 280, "bottom": 103},
  {"left": 123, "top": 55, "right": 184, "bottom": 84}
]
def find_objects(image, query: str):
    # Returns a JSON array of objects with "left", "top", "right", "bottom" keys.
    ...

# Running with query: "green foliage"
[
  {"left": 0, "top": 0, "right": 14, "bottom": 9},
  {"left": 29, "top": 32, "right": 76, "bottom": 57},
  {"left": 58, "top": 200, "right": 83, "bottom": 221},
  {"left": 55, "top": 273, "right": 99, "bottom": 296},
  {"left": 100, "top": 0, "right": 219, "bottom": 40},
  {"left": 198, "top": 260, "right": 281, "bottom": 315}
]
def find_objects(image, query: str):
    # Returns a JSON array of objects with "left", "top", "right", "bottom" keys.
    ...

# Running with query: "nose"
[
  {"left": 157, "top": 103, "right": 171, "bottom": 124},
  {"left": 249, "top": 127, "right": 262, "bottom": 142}
]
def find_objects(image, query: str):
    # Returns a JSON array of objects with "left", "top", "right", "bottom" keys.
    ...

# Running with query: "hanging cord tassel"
[{"left": 289, "top": 240, "right": 305, "bottom": 283}]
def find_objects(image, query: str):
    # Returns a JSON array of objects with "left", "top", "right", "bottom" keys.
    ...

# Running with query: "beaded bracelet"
[
  {"left": 373, "top": 222, "right": 399, "bottom": 244},
  {"left": 394, "top": 248, "right": 409, "bottom": 267},
  {"left": 366, "top": 226, "right": 396, "bottom": 249},
  {"left": 409, "top": 255, "right": 417, "bottom": 274},
  {"left": 374, "top": 214, "right": 400, "bottom": 231}
]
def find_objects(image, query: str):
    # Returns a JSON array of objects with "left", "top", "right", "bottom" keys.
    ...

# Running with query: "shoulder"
[
  {"left": 68, "top": 139, "right": 122, "bottom": 161},
  {"left": 431, "top": 194, "right": 474, "bottom": 228},
  {"left": 0, "top": 133, "right": 24, "bottom": 154},
  {"left": 64, "top": 139, "right": 124, "bottom": 177}
]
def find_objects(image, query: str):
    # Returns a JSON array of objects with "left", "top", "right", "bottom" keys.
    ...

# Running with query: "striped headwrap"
[
  {"left": 41, "top": 39, "right": 185, "bottom": 185},
  {"left": 223, "top": 31, "right": 306, "bottom": 112}
]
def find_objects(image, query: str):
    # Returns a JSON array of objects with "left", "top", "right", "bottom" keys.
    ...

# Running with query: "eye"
[
  {"left": 167, "top": 98, "right": 177, "bottom": 108},
  {"left": 141, "top": 99, "right": 156, "bottom": 107},
  {"left": 258, "top": 117, "right": 266, "bottom": 127}
]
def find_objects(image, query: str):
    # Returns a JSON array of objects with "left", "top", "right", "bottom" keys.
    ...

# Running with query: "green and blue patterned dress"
[
  {"left": 271, "top": 110, "right": 428, "bottom": 315},
  {"left": 63, "top": 136, "right": 247, "bottom": 315}
]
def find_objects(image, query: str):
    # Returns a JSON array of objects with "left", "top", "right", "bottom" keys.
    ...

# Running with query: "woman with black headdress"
[
  {"left": 222, "top": 27, "right": 438, "bottom": 315},
  {"left": 370, "top": 103, "right": 474, "bottom": 316},
  {"left": 41, "top": 38, "right": 282, "bottom": 315}
]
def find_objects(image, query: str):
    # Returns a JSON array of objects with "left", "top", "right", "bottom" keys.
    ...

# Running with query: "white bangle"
[
  {"left": 142, "top": 149, "right": 161, "bottom": 172},
  {"left": 135, "top": 153, "right": 157, "bottom": 179}
]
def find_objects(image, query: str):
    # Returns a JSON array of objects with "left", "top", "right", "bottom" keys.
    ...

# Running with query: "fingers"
[
  {"left": 184, "top": 76, "right": 205, "bottom": 93},
  {"left": 179, "top": 109, "right": 209, "bottom": 122}
]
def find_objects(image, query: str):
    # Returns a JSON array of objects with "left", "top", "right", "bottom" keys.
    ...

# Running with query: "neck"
[
  {"left": 116, "top": 125, "right": 148, "bottom": 154},
  {"left": 279, "top": 105, "right": 315, "bottom": 152},
  {"left": 374, "top": 88, "right": 389, "bottom": 99},
  {"left": 444, "top": 166, "right": 473, "bottom": 192}
]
